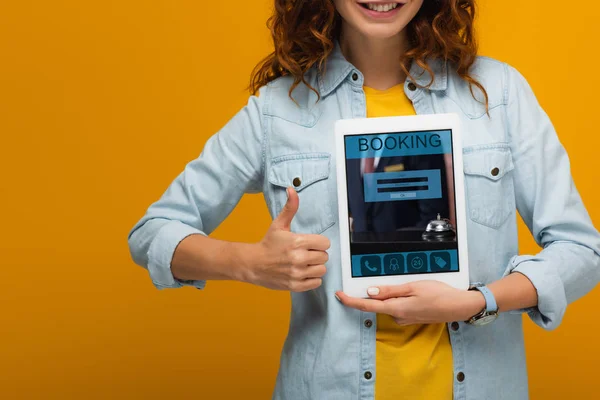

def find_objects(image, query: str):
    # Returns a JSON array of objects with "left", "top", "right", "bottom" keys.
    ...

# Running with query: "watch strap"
[{"left": 473, "top": 285, "right": 498, "bottom": 313}]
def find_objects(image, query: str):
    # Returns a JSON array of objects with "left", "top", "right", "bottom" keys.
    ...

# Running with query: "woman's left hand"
[{"left": 335, "top": 281, "right": 486, "bottom": 325}]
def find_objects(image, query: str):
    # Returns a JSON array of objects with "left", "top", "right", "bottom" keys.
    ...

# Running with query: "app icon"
[
  {"left": 430, "top": 252, "right": 451, "bottom": 272},
  {"left": 406, "top": 253, "right": 428, "bottom": 273},
  {"left": 383, "top": 254, "right": 405, "bottom": 275},
  {"left": 360, "top": 255, "right": 381, "bottom": 276}
]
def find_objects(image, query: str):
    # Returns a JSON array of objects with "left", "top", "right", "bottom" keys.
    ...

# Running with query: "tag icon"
[{"left": 430, "top": 252, "right": 451, "bottom": 272}]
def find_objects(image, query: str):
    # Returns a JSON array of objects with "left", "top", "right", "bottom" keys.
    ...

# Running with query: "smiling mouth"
[{"left": 359, "top": 2, "right": 402, "bottom": 12}]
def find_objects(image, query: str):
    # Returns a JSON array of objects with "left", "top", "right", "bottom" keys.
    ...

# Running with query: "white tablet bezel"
[{"left": 335, "top": 113, "right": 469, "bottom": 298}]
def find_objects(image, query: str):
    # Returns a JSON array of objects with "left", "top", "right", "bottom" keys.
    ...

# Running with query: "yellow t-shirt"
[{"left": 363, "top": 84, "right": 453, "bottom": 400}]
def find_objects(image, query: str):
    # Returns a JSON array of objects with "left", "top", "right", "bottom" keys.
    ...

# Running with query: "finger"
[
  {"left": 305, "top": 250, "right": 329, "bottom": 266},
  {"left": 272, "top": 187, "right": 299, "bottom": 231},
  {"left": 295, "top": 234, "right": 331, "bottom": 251},
  {"left": 299, "top": 264, "right": 327, "bottom": 279},
  {"left": 394, "top": 318, "right": 411, "bottom": 326},
  {"left": 394, "top": 317, "right": 423, "bottom": 326},
  {"left": 335, "top": 291, "right": 388, "bottom": 313},
  {"left": 366, "top": 283, "right": 414, "bottom": 300},
  {"left": 291, "top": 278, "right": 322, "bottom": 292}
]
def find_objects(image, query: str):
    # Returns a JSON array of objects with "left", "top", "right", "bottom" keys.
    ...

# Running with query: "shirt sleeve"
[
  {"left": 502, "top": 64, "right": 600, "bottom": 330},
  {"left": 127, "top": 91, "right": 265, "bottom": 290}
]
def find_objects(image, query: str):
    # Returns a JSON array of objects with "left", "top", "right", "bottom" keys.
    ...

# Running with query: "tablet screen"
[{"left": 344, "top": 129, "right": 460, "bottom": 278}]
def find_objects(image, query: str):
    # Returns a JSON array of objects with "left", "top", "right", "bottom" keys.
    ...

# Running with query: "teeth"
[{"left": 366, "top": 3, "right": 398, "bottom": 12}]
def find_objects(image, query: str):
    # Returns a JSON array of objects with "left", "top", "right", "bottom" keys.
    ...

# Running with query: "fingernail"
[
  {"left": 334, "top": 293, "right": 341, "bottom": 302},
  {"left": 367, "top": 287, "right": 380, "bottom": 296}
]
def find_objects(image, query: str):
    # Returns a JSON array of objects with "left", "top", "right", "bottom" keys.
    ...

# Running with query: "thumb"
[{"left": 272, "top": 187, "right": 299, "bottom": 231}]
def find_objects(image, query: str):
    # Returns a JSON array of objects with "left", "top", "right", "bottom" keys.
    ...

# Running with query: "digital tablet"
[{"left": 335, "top": 114, "right": 469, "bottom": 298}]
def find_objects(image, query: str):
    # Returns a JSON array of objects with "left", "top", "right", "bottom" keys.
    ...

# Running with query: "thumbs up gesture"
[{"left": 250, "top": 187, "right": 331, "bottom": 292}]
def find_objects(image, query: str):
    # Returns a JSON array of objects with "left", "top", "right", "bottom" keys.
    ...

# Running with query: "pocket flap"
[
  {"left": 463, "top": 146, "right": 514, "bottom": 181},
  {"left": 268, "top": 153, "right": 331, "bottom": 192}
]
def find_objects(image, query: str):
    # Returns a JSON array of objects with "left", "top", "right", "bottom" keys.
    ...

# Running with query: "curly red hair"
[{"left": 250, "top": 0, "right": 487, "bottom": 108}]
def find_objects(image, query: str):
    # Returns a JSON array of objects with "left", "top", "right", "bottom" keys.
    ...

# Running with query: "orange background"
[{"left": 1, "top": 1, "right": 599, "bottom": 399}]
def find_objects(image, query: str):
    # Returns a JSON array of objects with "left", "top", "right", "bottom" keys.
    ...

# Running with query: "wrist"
[
  {"left": 228, "top": 241, "right": 265, "bottom": 284},
  {"left": 463, "top": 289, "right": 486, "bottom": 320}
]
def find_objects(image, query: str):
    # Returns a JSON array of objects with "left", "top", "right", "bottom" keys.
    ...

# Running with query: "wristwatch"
[{"left": 466, "top": 285, "right": 499, "bottom": 326}]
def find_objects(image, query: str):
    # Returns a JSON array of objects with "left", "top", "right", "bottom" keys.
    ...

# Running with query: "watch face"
[{"left": 471, "top": 314, "right": 498, "bottom": 326}]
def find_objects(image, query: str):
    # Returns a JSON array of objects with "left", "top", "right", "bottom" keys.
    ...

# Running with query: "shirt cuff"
[
  {"left": 147, "top": 220, "right": 207, "bottom": 290},
  {"left": 503, "top": 255, "right": 567, "bottom": 330}
]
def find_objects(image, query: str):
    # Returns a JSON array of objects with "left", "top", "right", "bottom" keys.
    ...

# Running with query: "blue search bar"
[{"left": 363, "top": 169, "right": 442, "bottom": 203}]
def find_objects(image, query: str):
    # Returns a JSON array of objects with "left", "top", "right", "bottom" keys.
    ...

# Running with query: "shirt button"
[
  {"left": 352, "top": 72, "right": 359, "bottom": 81},
  {"left": 457, "top": 372, "right": 465, "bottom": 382},
  {"left": 364, "top": 371, "right": 372, "bottom": 380},
  {"left": 364, "top": 319, "right": 373, "bottom": 328},
  {"left": 491, "top": 167, "right": 500, "bottom": 177},
  {"left": 451, "top": 322, "right": 460, "bottom": 331},
  {"left": 292, "top": 177, "right": 302, "bottom": 187},
  {"left": 407, "top": 82, "right": 417, "bottom": 91}
]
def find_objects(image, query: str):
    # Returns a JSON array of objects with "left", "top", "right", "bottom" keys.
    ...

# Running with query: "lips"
[
  {"left": 359, "top": 2, "right": 403, "bottom": 13},
  {"left": 357, "top": 2, "right": 405, "bottom": 18}
]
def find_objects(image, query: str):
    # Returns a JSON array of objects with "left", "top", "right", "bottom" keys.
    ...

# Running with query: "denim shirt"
[{"left": 128, "top": 44, "right": 600, "bottom": 400}]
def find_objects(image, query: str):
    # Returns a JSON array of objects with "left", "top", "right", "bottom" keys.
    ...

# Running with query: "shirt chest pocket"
[
  {"left": 268, "top": 153, "right": 335, "bottom": 235},
  {"left": 463, "top": 145, "right": 516, "bottom": 229}
]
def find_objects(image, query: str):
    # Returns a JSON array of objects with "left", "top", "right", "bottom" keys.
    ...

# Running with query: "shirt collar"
[{"left": 317, "top": 41, "right": 448, "bottom": 97}]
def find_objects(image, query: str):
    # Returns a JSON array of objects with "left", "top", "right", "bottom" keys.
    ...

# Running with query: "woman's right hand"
[{"left": 248, "top": 187, "right": 331, "bottom": 292}]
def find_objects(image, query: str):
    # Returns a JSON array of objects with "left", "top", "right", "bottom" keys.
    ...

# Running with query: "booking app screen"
[{"left": 344, "top": 130, "right": 460, "bottom": 277}]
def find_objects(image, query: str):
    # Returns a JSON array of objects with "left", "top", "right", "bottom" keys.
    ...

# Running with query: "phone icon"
[{"left": 360, "top": 256, "right": 381, "bottom": 276}]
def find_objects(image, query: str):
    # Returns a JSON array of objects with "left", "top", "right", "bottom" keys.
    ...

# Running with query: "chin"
[
  {"left": 335, "top": 0, "right": 423, "bottom": 42},
  {"left": 358, "top": 25, "right": 406, "bottom": 40}
]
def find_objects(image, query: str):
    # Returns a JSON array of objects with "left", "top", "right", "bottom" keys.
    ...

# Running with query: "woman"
[{"left": 128, "top": 0, "right": 600, "bottom": 399}]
